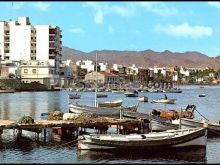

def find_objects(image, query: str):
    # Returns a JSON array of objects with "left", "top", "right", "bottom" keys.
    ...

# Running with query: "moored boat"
[
  {"left": 69, "top": 103, "right": 138, "bottom": 117},
  {"left": 68, "top": 93, "right": 81, "bottom": 99},
  {"left": 152, "top": 98, "right": 176, "bottom": 104},
  {"left": 150, "top": 105, "right": 196, "bottom": 131},
  {"left": 207, "top": 121, "right": 220, "bottom": 136},
  {"left": 97, "top": 99, "right": 123, "bottom": 108},
  {"left": 138, "top": 96, "right": 148, "bottom": 102},
  {"left": 96, "top": 93, "right": 108, "bottom": 98},
  {"left": 124, "top": 90, "right": 138, "bottom": 97},
  {"left": 77, "top": 127, "right": 207, "bottom": 150},
  {"left": 172, "top": 118, "right": 207, "bottom": 129},
  {"left": 198, "top": 94, "right": 206, "bottom": 97},
  {"left": 163, "top": 88, "right": 182, "bottom": 93}
]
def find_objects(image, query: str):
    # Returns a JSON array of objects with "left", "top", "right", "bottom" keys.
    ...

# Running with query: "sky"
[{"left": 1, "top": 1, "right": 220, "bottom": 57}]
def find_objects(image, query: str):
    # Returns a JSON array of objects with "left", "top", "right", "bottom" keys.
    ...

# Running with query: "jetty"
[{"left": 0, "top": 112, "right": 150, "bottom": 142}]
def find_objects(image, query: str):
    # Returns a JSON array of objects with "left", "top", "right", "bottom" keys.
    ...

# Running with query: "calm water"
[{"left": 0, "top": 85, "right": 220, "bottom": 163}]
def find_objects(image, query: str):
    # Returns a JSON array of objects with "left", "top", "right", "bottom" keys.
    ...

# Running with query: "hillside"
[{"left": 61, "top": 46, "right": 220, "bottom": 70}]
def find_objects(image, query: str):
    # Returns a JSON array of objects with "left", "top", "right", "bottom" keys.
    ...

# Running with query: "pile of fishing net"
[
  {"left": 48, "top": 111, "right": 63, "bottom": 120},
  {"left": 17, "top": 115, "right": 34, "bottom": 124},
  {"left": 72, "top": 113, "right": 108, "bottom": 124}
]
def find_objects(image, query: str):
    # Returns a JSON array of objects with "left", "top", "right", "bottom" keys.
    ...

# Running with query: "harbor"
[{"left": 0, "top": 85, "right": 219, "bottom": 163}]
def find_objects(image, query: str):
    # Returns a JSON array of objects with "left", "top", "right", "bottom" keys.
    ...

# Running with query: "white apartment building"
[{"left": 0, "top": 17, "right": 62, "bottom": 75}]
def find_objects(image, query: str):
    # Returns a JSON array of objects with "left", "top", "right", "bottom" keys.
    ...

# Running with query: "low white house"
[
  {"left": 76, "top": 59, "right": 95, "bottom": 72},
  {"left": 19, "top": 60, "right": 60, "bottom": 87}
]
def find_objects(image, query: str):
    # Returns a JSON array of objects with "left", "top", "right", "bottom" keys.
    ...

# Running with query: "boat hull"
[
  {"left": 78, "top": 128, "right": 207, "bottom": 150},
  {"left": 172, "top": 118, "right": 206, "bottom": 129},
  {"left": 138, "top": 96, "right": 148, "bottom": 102},
  {"left": 152, "top": 99, "right": 176, "bottom": 104},
  {"left": 97, "top": 99, "right": 123, "bottom": 108},
  {"left": 151, "top": 119, "right": 179, "bottom": 131},
  {"left": 125, "top": 93, "right": 138, "bottom": 97},
  {"left": 207, "top": 121, "right": 220, "bottom": 136},
  {"left": 69, "top": 104, "right": 121, "bottom": 117}
]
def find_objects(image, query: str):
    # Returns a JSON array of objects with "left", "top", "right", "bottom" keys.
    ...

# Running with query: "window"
[
  {"left": 32, "top": 69, "right": 36, "bottom": 74},
  {"left": 24, "top": 69, "right": 28, "bottom": 73}
]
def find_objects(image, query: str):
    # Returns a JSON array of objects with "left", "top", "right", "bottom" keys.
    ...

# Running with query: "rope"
[{"left": 194, "top": 108, "right": 209, "bottom": 121}]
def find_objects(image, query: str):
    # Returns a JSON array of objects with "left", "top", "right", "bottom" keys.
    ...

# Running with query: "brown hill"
[{"left": 61, "top": 46, "right": 220, "bottom": 70}]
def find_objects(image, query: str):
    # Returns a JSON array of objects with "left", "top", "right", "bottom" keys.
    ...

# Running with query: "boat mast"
[{"left": 95, "top": 51, "right": 98, "bottom": 107}]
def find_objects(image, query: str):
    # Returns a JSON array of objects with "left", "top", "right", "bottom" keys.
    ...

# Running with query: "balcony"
[{"left": 4, "top": 32, "right": 10, "bottom": 36}]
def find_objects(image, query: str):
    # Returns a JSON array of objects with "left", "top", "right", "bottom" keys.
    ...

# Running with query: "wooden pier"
[{"left": 0, "top": 116, "right": 150, "bottom": 142}]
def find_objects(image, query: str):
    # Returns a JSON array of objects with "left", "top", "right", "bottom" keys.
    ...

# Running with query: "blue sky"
[{"left": 1, "top": 1, "right": 220, "bottom": 57}]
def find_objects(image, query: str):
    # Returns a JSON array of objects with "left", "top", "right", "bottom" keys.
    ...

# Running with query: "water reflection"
[{"left": 77, "top": 147, "right": 207, "bottom": 163}]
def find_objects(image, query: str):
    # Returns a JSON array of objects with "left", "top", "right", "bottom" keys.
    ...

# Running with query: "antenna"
[{"left": 94, "top": 51, "right": 98, "bottom": 107}]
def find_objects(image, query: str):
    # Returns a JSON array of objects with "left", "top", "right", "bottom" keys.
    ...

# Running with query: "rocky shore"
[{"left": 0, "top": 78, "right": 49, "bottom": 92}]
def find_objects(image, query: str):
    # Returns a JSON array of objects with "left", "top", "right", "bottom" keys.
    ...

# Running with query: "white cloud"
[
  {"left": 33, "top": 2, "right": 50, "bottom": 11},
  {"left": 208, "top": 2, "right": 220, "bottom": 9},
  {"left": 137, "top": 2, "right": 178, "bottom": 16},
  {"left": 84, "top": 2, "right": 136, "bottom": 24},
  {"left": 69, "top": 28, "right": 85, "bottom": 34},
  {"left": 109, "top": 5, "right": 136, "bottom": 17},
  {"left": 95, "top": 9, "right": 104, "bottom": 24},
  {"left": 12, "top": 2, "right": 25, "bottom": 9},
  {"left": 108, "top": 25, "right": 114, "bottom": 33},
  {"left": 155, "top": 23, "right": 213, "bottom": 39}
]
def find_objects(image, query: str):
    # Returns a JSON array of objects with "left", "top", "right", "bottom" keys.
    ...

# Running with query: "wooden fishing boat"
[
  {"left": 152, "top": 98, "right": 176, "bottom": 104},
  {"left": 138, "top": 96, "right": 148, "bottom": 102},
  {"left": 163, "top": 88, "right": 182, "bottom": 93},
  {"left": 150, "top": 105, "right": 196, "bottom": 131},
  {"left": 97, "top": 99, "right": 123, "bottom": 108},
  {"left": 96, "top": 93, "right": 108, "bottom": 98},
  {"left": 69, "top": 103, "right": 137, "bottom": 117},
  {"left": 77, "top": 127, "right": 207, "bottom": 150},
  {"left": 172, "top": 119, "right": 220, "bottom": 137},
  {"left": 150, "top": 117, "right": 179, "bottom": 131},
  {"left": 172, "top": 118, "right": 207, "bottom": 128},
  {"left": 68, "top": 93, "right": 80, "bottom": 99},
  {"left": 124, "top": 90, "right": 138, "bottom": 97},
  {"left": 207, "top": 121, "right": 220, "bottom": 136}
]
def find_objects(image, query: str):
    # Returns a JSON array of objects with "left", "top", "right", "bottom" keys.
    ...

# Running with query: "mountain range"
[{"left": 61, "top": 46, "right": 220, "bottom": 70}]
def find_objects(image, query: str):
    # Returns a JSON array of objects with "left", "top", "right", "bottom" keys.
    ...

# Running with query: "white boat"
[
  {"left": 111, "top": 90, "right": 123, "bottom": 93},
  {"left": 69, "top": 103, "right": 138, "bottom": 117},
  {"left": 124, "top": 90, "right": 139, "bottom": 97},
  {"left": 172, "top": 118, "right": 207, "bottom": 129},
  {"left": 138, "top": 96, "right": 148, "bottom": 102},
  {"left": 198, "top": 94, "right": 206, "bottom": 97},
  {"left": 77, "top": 127, "right": 207, "bottom": 150},
  {"left": 97, "top": 99, "right": 123, "bottom": 108},
  {"left": 163, "top": 88, "right": 182, "bottom": 93},
  {"left": 207, "top": 121, "right": 220, "bottom": 136},
  {"left": 172, "top": 118, "right": 220, "bottom": 136},
  {"left": 152, "top": 98, "right": 176, "bottom": 104},
  {"left": 150, "top": 118, "right": 179, "bottom": 131},
  {"left": 150, "top": 105, "right": 196, "bottom": 131}
]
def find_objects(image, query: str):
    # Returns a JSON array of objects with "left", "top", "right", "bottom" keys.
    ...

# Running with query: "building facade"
[{"left": 0, "top": 17, "right": 62, "bottom": 75}]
